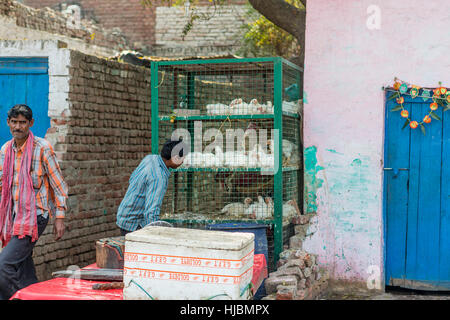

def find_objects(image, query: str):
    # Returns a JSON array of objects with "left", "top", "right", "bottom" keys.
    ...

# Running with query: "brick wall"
[
  {"left": 1, "top": 0, "right": 130, "bottom": 55},
  {"left": 22, "top": 0, "right": 156, "bottom": 50},
  {"left": 22, "top": 0, "right": 249, "bottom": 56},
  {"left": 153, "top": 4, "right": 249, "bottom": 57},
  {"left": 33, "top": 49, "right": 152, "bottom": 280}
]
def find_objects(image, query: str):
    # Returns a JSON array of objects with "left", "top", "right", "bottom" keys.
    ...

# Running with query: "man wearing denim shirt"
[{"left": 116, "top": 139, "right": 187, "bottom": 236}]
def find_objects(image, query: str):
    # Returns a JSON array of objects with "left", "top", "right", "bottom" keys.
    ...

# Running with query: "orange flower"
[
  {"left": 410, "top": 121, "right": 418, "bottom": 129},
  {"left": 440, "top": 87, "right": 448, "bottom": 95},
  {"left": 393, "top": 82, "right": 401, "bottom": 90},
  {"left": 433, "top": 88, "right": 441, "bottom": 96},
  {"left": 396, "top": 97, "right": 404, "bottom": 104},
  {"left": 447, "top": 95, "right": 450, "bottom": 103},
  {"left": 423, "top": 115, "right": 431, "bottom": 124},
  {"left": 400, "top": 110, "right": 409, "bottom": 118},
  {"left": 430, "top": 102, "right": 438, "bottom": 111}
]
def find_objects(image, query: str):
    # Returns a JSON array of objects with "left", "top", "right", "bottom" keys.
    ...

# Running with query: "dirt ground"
[{"left": 319, "top": 287, "right": 450, "bottom": 300}]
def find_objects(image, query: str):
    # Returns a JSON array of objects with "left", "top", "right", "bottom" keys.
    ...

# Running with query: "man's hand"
[{"left": 53, "top": 218, "right": 65, "bottom": 241}]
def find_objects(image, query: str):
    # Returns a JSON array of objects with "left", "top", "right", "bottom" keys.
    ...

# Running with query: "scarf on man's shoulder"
[{"left": 0, "top": 131, "right": 38, "bottom": 246}]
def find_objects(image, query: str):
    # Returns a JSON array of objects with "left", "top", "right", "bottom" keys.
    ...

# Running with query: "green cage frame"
[{"left": 150, "top": 57, "right": 303, "bottom": 269}]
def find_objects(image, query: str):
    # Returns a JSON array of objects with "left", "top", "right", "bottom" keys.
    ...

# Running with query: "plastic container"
[
  {"left": 206, "top": 223, "right": 269, "bottom": 300},
  {"left": 206, "top": 223, "right": 269, "bottom": 263},
  {"left": 123, "top": 226, "right": 254, "bottom": 300}
]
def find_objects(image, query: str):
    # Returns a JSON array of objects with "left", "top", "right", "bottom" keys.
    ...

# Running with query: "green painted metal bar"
[
  {"left": 162, "top": 219, "right": 275, "bottom": 225},
  {"left": 151, "top": 61, "right": 159, "bottom": 154},
  {"left": 156, "top": 57, "right": 279, "bottom": 66},
  {"left": 170, "top": 166, "right": 300, "bottom": 173},
  {"left": 158, "top": 111, "right": 298, "bottom": 122},
  {"left": 273, "top": 57, "right": 284, "bottom": 270},
  {"left": 280, "top": 57, "right": 304, "bottom": 72},
  {"left": 186, "top": 71, "right": 195, "bottom": 211}
]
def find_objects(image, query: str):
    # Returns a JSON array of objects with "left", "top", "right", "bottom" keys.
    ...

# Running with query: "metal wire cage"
[{"left": 150, "top": 57, "right": 303, "bottom": 267}]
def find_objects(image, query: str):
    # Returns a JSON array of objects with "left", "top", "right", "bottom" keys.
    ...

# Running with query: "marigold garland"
[{"left": 385, "top": 78, "right": 450, "bottom": 135}]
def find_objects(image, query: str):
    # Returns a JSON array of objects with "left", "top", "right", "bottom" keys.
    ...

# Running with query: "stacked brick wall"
[
  {"left": 154, "top": 4, "right": 249, "bottom": 57},
  {"left": 33, "top": 50, "right": 152, "bottom": 280},
  {"left": 263, "top": 213, "right": 330, "bottom": 300},
  {"left": 23, "top": 0, "right": 249, "bottom": 56},
  {"left": 1, "top": 0, "right": 130, "bottom": 53}
]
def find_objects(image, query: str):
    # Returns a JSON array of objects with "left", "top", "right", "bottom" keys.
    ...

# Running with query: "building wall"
[
  {"left": 0, "top": 0, "right": 130, "bottom": 57},
  {"left": 302, "top": 0, "right": 450, "bottom": 289},
  {"left": 0, "top": 40, "right": 152, "bottom": 280},
  {"left": 21, "top": 0, "right": 248, "bottom": 57},
  {"left": 22, "top": 0, "right": 156, "bottom": 50},
  {"left": 153, "top": 4, "right": 249, "bottom": 57}
]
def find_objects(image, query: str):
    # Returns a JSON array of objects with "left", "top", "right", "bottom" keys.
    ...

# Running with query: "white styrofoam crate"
[{"left": 123, "top": 226, "right": 254, "bottom": 300}]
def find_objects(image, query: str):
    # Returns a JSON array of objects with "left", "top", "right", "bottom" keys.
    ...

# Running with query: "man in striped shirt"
[
  {"left": 0, "top": 104, "right": 68, "bottom": 300},
  {"left": 116, "top": 139, "right": 188, "bottom": 235}
]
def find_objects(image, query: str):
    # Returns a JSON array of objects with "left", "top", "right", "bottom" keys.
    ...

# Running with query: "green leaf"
[
  {"left": 437, "top": 99, "right": 446, "bottom": 107},
  {"left": 420, "top": 123, "right": 426, "bottom": 136},
  {"left": 387, "top": 92, "right": 399, "bottom": 101},
  {"left": 391, "top": 105, "right": 403, "bottom": 112},
  {"left": 430, "top": 111, "right": 441, "bottom": 121},
  {"left": 401, "top": 118, "right": 410, "bottom": 130}
]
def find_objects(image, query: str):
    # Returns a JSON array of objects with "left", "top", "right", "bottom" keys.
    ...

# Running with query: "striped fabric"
[
  {"left": 116, "top": 155, "right": 171, "bottom": 232},
  {"left": 0, "top": 136, "right": 68, "bottom": 220}
]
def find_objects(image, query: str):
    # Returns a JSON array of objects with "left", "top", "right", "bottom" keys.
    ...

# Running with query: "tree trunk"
[{"left": 247, "top": 0, "right": 306, "bottom": 67}]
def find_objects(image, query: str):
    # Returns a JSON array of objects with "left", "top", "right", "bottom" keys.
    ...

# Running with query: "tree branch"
[{"left": 247, "top": 0, "right": 306, "bottom": 41}]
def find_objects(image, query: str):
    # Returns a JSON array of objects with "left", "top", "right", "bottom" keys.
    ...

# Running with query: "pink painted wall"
[{"left": 302, "top": 0, "right": 450, "bottom": 287}]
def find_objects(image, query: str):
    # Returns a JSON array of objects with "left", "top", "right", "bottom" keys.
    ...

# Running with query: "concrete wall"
[
  {"left": 302, "top": 0, "right": 450, "bottom": 290},
  {"left": 153, "top": 4, "right": 249, "bottom": 57}
]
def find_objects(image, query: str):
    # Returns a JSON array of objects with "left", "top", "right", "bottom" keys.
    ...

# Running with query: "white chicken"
[
  {"left": 191, "top": 151, "right": 204, "bottom": 167},
  {"left": 221, "top": 197, "right": 253, "bottom": 217},
  {"left": 229, "top": 98, "right": 248, "bottom": 115},
  {"left": 283, "top": 200, "right": 299, "bottom": 222},
  {"left": 248, "top": 99, "right": 262, "bottom": 114},
  {"left": 213, "top": 146, "right": 224, "bottom": 167},
  {"left": 206, "top": 103, "right": 229, "bottom": 115},
  {"left": 203, "top": 152, "right": 216, "bottom": 167},
  {"left": 244, "top": 196, "right": 271, "bottom": 219}
]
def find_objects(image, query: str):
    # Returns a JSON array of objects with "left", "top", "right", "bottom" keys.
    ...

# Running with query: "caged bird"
[
  {"left": 244, "top": 196, "right": 273, "bottom": 219},
  {"left": 283, "top": 200, "right": 299, "bottom": 222},
  {"left": 207, "top": 103, "right": 229, "bottom": 115},
  {"left": 229, "top": 98, "right": 249, "bottom": 115},
  {"left": 221, "top": 197, "right": 253, "bottom": 217}
]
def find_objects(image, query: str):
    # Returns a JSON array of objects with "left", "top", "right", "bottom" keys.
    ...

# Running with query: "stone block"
[
  {"left": 276, "top": 285, "right": 297, "bottom": 300},
  {"left": 265, "top": 275, "right": 298, "bottom": 294}
]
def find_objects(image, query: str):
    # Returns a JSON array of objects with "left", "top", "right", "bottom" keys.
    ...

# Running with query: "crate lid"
[{"left": 125, "top": 226, "right": 254, "bottom": 251}]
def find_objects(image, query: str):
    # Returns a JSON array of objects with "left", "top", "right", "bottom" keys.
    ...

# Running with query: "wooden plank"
[
  {"left": 96, "top": 236, "right": 125, "bottom": 269},
  {"left": 439, "top": 107, "right": 450, "bottom": 284},
  {"left": 52, "top": 268, "right": 123, "bottom": 282},
  {"left": 26, "top": 73, "right": 50, "bottom": 139},
  {"left": 405, "top": 102, "right": 442, "bottom": 283},
  {"left": 384, "top": 97, "right": 411, "bottom": 284}
]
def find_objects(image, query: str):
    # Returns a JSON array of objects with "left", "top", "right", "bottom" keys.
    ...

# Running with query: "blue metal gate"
[
  {"left": 384, "top": 91, "right": 450, "bottom": 290},
  {"left": 0, "top": 57, "right": 50, "bottom": 146}
]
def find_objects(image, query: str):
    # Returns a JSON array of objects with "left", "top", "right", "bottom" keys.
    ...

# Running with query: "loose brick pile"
[{"left": 263, "top": 213, "right": 329, "bottom": 300}]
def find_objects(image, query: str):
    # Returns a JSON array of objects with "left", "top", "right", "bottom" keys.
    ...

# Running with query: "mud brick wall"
[{"left": 33, "top": 50, "right": 152, "bottom": 281}]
